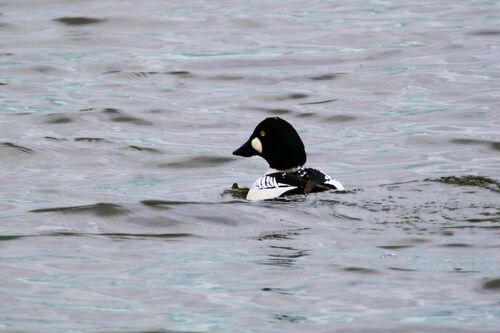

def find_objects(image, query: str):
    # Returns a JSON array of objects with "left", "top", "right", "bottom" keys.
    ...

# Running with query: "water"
[{"left": 1, "top": 1, "right": 499, "bottom": 332}]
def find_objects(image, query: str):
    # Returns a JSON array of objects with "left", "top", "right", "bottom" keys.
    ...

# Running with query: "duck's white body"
[{"left": 246, "top": 168, "right": 344, "bottom": 201}]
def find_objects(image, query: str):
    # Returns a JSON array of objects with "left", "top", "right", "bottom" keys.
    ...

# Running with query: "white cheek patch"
[{"left": 251, "top": 137, "right": 263, "bottom": 154}]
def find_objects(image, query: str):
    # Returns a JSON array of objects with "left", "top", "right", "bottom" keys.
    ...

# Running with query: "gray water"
[{"left": 1, "top": 1, "right": 500, "bottom": 332}]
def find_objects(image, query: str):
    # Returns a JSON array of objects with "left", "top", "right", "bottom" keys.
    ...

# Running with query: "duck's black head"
[{"left": 233, "top": 117, "right": 306, "bottom": 170}]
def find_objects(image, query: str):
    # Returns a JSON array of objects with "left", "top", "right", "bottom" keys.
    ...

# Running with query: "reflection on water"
[{"left": 1, "top": 0, "right": 500, "bottom": 332}]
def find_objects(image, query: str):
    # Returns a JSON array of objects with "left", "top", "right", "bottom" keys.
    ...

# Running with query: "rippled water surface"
[{"left": 1, "top": 1, "right": 499, "bottom": 332}]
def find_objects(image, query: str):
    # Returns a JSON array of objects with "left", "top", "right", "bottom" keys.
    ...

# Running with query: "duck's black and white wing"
[{"left": 246, "top": 174, "right": 297, "bottom": 201}]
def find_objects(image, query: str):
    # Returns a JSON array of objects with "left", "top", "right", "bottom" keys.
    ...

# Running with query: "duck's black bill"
[{"left": 233, "top": 139, "right": 256, "bottom": 157}]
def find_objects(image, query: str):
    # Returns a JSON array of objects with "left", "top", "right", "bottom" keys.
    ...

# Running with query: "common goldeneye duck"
[{"left": 233, "top": 117, "right": 344, "bottom": 201}]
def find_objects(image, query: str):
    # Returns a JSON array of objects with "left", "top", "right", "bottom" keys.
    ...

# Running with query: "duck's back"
[{"left": 246, "top": 168, "right": 344, "bottom": 201}]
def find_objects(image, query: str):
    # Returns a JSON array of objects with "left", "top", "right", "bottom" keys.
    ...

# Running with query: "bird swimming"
[{"left": 233, "top": 117, "right": 344, "bottom": 200}]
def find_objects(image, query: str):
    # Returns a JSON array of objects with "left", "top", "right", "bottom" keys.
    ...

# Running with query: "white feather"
[
  {"left": 251, "top": 137, "right": 262, "bottom": 154},
  {"left": 246, "top": 175, "right": 296, "bottom": 201},
  {"left": 325, "top": 177, "right": 344, "bottom": 191}
]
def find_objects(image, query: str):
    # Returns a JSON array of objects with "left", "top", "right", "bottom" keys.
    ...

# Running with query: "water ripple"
[
  {"left": 53, "top": 17, "right": 107, "bottom": 26},
  {"left": 30, "top": 203, "right": 129, "bottom": 216},
  {"left": 159, "top": 156, "right": 234, "bottom": 168}
]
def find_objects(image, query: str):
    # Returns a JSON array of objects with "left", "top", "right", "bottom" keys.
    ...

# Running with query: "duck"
[{"left": 233, "top": 117, "right": 344, "bottom": 200}]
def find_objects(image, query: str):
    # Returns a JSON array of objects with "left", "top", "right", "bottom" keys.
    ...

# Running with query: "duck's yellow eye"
[{"left": 260, "top": 130, "right": 266, "bottom": 137}]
